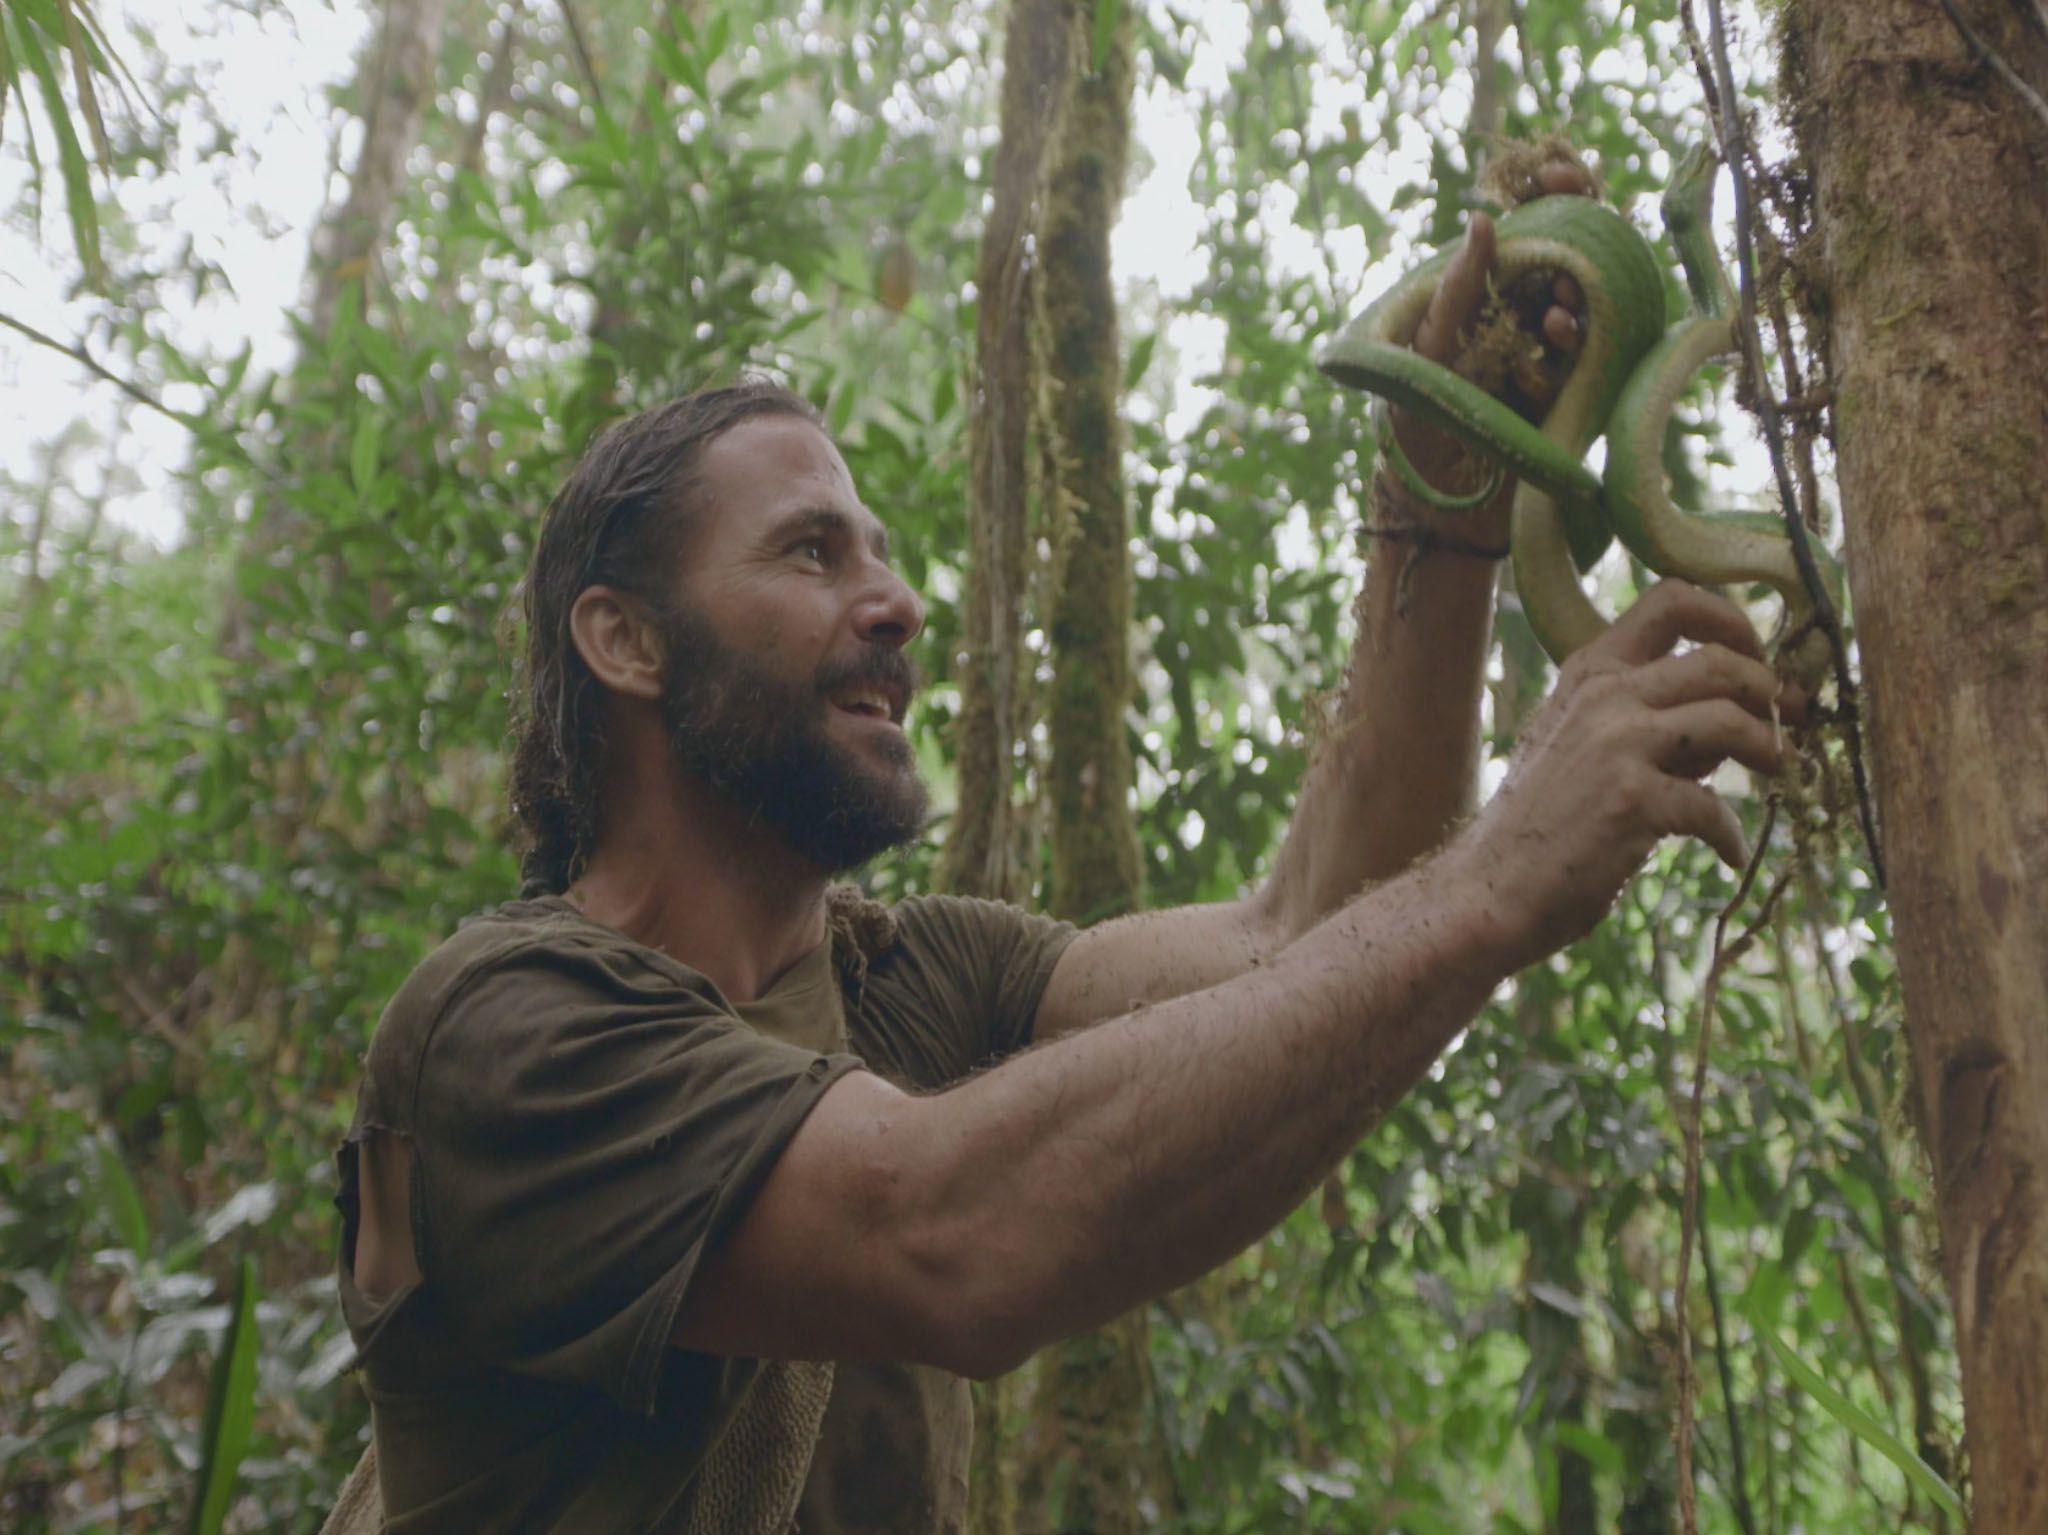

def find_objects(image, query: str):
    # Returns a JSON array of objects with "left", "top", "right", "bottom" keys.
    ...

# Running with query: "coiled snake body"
[{"left": 1317, "top": 150, "right": 1840, "bottom": 683}]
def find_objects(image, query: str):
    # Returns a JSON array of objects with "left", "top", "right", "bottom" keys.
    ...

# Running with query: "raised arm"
[
  {"left": 673, "top": 583, "right": 1802, "bottom": 1376},
  {"left": 1032, "top": 169, "right": 1594, "bottom": 1043}
]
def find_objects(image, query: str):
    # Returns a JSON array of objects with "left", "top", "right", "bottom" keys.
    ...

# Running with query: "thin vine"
[
  {"left": 1933, "top": 0, "right": 2048, "bottom": 133},
  {"left": 1685, "top": 0, "right": 1888, "bottom": 893},
  {"left": 1675, "top": 802, "right": 1789, "bottom": 1535}
]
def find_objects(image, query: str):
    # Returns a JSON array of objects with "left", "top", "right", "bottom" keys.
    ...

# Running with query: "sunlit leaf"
[
  {"left": 186, "top": 1255, "right": 260, "bottom": 1535},
  {"left": 1751, "top": 1307, "right": 1964, "bottom": 1518},
  {"left": 10, "top": 2, "right": 101, "bottom": 283}
]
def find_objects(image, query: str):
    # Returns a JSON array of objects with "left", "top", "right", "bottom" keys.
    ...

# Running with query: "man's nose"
[{"left": 853, "top": 558, "right": 924, "bottom": 648}]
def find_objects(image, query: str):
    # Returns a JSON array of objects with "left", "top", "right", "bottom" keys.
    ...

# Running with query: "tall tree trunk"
[
  {"left": 945, "top": 7, "right": 1076, "bottom": 1525},
  {"left": 1785, "top": 3, "right": 2048, "bottom": 1529},
  {"left": 938, "top": 0, "right": 1072, "bottom": 907},
  {"left": 1016, "top": 9, "right": 1148, "bottom": 1534},
  {"left": 226, "top": 0, "right": 447, "bottom": 617},
  {"left": 307, "top": 0, "right": 450, "bottom": 338},
  {"left": 1039, "top": 6, "right": 1141, "bottom": 932}
]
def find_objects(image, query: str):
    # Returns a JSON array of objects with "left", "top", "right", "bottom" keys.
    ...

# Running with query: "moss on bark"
[
  {"left": 1038, "top": 4, "right": 1143, "bottom": 931},
  {"left": 1014, "top": 9, "right": 1151, "bottom": 1533},
  {"left": 937, "top": 0, "right": 1071, "bottom": 910},
  {"left": 945, "top": 6, "right": 1078, "bottom": 1526}
]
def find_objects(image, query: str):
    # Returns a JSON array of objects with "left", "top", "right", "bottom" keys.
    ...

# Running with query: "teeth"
[{"left": 837, "top": 690, "right": 890, "bottom": 717}]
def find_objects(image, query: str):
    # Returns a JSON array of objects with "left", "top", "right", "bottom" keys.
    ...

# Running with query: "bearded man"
[{"left": 333, "top": 178, "right": 1801, "bottom": 1534}]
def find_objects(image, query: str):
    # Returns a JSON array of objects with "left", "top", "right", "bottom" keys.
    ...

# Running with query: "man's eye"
[{"left": 794, "top": 538, "right": 827, "bottom": 563}]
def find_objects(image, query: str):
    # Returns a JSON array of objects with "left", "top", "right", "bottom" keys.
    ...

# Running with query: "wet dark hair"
[{"left": 508, "top": 378, "right": 824, "bottom": 896}]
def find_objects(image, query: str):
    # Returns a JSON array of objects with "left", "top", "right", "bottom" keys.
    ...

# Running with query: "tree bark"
[
  {"left": 1016, "top": 8, "right": 1149, "bottom": 1533},
  {"left": 307, "top": 0, "right": 450, "bottom": 338},
  {"left": 937, "top": 0, "right": 1072, "bottom": 908},
  {"left": 939, "top": 5, "right": 1077, "bottom": 1527},
  {"left": 1785, "top": 3, "right": 2048, "bottom": 1528},
  {"left": 1038, "top": 3, "right": 1142, "bottom": 931}
]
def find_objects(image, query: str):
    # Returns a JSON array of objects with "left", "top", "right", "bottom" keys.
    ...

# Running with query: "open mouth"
[{"left": 830, "top": 687, "right": 903, "bottom": 725}]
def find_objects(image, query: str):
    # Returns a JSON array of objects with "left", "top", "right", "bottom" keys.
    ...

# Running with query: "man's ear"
[{"left": 569, "top": 585, "right": 664, "bottom": 702}]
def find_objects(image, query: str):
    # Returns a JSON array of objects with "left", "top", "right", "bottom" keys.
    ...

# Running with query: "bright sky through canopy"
[{"left": 1, "top": 0, "right": 1774, "bottom": 551}]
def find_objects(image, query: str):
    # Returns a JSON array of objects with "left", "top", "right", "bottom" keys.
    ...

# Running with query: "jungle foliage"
[{"left": 1, "top": 0, "right": 1958, "bottom": 1530}]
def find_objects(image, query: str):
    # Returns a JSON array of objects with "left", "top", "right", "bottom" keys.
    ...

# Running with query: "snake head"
[{"left": 1661, "top": 144, "right": 1732, "bottom": 319}]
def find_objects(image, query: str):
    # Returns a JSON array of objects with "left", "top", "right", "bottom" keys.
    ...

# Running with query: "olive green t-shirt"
[{"left": 335, "top": 889, "right": 1075, "bottom": 1534}]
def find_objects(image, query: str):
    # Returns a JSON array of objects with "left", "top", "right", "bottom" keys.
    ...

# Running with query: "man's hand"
[
  {"left": 1393, "top": 158, "right": 1597, "bottom": 521},
  {"left": 1448, "top": 580, "right": 1809, "bottom": 967},
  {"left": 1027, "top": 155, "right": 1646, "bottom": 1045}
]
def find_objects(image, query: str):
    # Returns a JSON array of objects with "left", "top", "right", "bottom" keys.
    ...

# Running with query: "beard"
[{"left": 655, "top": 601, "right": 929, "bottom": 872}]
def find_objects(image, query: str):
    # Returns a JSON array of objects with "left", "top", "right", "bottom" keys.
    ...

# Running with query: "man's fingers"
[
  {"left": 1652, "top": 777, "right": 1751, "bottom": 870},
  {"left": 1536, "top": 159, "right": 1597, "bottom": 198},
  {"left": 1413, "top": 212, "right": 1495, "bottom": 364},
  {"left": 1648, "top": 699, "right": 1786, "bottom": 781},
  {"left": 1604, "top": 581, "right": 1768, "bottom": 667},
  {"left": 1542, "top": 306, "right": 1581, "bottom": 353},
  {"left": 1544, "top": 273, "right": 1585, "bottom": 355},
  {"left": 1633, "top": 645, "right": 1810, "bottom": 725}
]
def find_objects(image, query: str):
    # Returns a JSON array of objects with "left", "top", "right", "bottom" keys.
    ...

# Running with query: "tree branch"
[
  {"left": 555, "top": 0, "right": 607, "bottom": 116},
  {"left": 0, "top": 309, "right": 195, "bottom": 430}
]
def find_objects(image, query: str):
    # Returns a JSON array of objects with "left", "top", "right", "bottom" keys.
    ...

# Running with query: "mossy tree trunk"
[
  {"left": 936, "top": 0, "right": 1072, "bottom": 910},
  {"left": 1014, "top": 7, "right": 1150, "bottom": 1534},
  {"left": 1038, "top": 7, "right": 1142, "bottom": 932},
  {"left": 943, "top": 3, "right": 1076, "bottom": 1528},
  {"left": 1785, "top": 3, "right": 2048, "bottom": 1528}
]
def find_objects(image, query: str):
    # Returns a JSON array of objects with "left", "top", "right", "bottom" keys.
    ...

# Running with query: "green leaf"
[
  {"left": 1749, "top": 1307, "right": 1963, "bottom": 1518},
  {"left": 652, "top": 20, "right": 710, "bottom": 101},
  {"left": 12, "top": 4, "right": 101, "bottom": 283},
  {"left": 55, "top": 0, "right": 111, "bottom": 168},
  {"left": 350, "top": 416, "right": 381, "bottom": 498},
  {"left": 1124, "top": 330, "right": 1157, "bottom": 391},
  {"left": 0, "top": 18, "right": 19, "bottom": 151},
  {"left": 1781, "top": 1199, "right": 1818, "bottom": 1264},
  {"left": 1739, "top": 1257, "right": 1791, "bottom": 1327},
  {"left": 175, "top": 1098, "right": 209, "bottom": 1170},
  {"left": 187, "top": 1254, "right": 261, "bottom": 1535},
  {"left": 96, "top": 1139, "right": 149, "bottom": 1256},
  {"left": 827, "top": 383, "right": 856, "bottom": 437},
  {"left": 1553, "top": 1421, "right": 1625, "bottom": 1478},
  {"left": 1091, "top": 0, "right": 1122, "bottom": 72}
]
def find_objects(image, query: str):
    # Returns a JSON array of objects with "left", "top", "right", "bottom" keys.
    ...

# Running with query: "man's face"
[
  {"left": 656, "top": 415, "right": 929, "bottom": 872},
  {"left": 655, "top": 598, "right": 927, "bottom": 871}
]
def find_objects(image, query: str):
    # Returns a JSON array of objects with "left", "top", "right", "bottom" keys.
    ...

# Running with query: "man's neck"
[{"left": 566, "top": 772, "right": 832, "bottom": 1005}]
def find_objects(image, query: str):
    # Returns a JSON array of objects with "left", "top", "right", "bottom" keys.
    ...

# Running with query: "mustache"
[{"left": 815, "top": 646, "right": 921, "bottom": 706}]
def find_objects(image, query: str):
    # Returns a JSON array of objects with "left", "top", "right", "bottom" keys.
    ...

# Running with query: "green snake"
[{"left": 1316, "top": 149, "right": 1840, "bottom": 684}]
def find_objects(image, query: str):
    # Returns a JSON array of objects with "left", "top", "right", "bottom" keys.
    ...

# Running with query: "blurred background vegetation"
[{"left": 0, "top": 0, "right": 1949, "bottom": 1530}]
